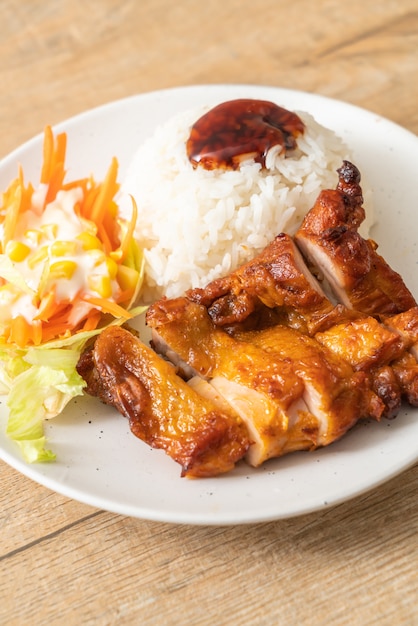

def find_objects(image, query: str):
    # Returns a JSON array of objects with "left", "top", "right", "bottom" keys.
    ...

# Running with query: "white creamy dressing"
[
  {"left": 24, "top": 189, "right": 87, "bottom": 240},
  {"left": 2, "top": 186, "right": 120, "bottom": 322},
  {"left": 0, "top": 290, "right": 38, "bottom": 325}
]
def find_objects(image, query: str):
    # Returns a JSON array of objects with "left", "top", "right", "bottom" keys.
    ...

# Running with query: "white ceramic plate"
[{"left": 1, "top": 85, "right": 417, "bottom": 525}]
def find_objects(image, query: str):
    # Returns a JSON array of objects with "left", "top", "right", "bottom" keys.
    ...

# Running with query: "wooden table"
[{"left": 1, "top": 2, "right": 417, "bottom": 624}]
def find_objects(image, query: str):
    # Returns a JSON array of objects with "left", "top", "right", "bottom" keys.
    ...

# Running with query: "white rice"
[{"left": 120, "top": 106, "right": 370, "bottom": 302}]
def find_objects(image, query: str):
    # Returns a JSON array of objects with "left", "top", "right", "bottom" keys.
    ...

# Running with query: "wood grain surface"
[{"left": 0, "top": 1, "right": 417, "bottom": 624}]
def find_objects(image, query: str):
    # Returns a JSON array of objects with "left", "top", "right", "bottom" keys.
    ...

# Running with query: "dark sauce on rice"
[{"left": 186, "top": 99, "right": 305, "bottom": 170}]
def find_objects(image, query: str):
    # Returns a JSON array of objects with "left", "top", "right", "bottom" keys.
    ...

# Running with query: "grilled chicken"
[
  {"left": 385, "top": 307, "right": 418, "bottom": 359},
  {"left": 295, "top": 160, "right": 416, "bottom": 316},
  {"left": 315, "top": 316, "right": 406, "bottom": 372},
  {"left": 149, "top": 297, "right": 309, "bottom": 466},
  {"left": 314, "top": 315, "right": 409, "bottom": 416},
  {"left": 147, "top": 297, "right": 384, "bottom": 466},
  {"left": 77, "top": 325, "right": 250, "bottom": 477},
  {"left": 293, "top": 160, "right": 418, "bottom": 408},
  {"left": 187, "top": 231, "right": 357, "bottom": 335},
  {"left": 390, "top": 351, "right": 418, "bottom": 407},
  {"left": 232, "top": 324, "right": 384, "bottom": 430},
  {"left": 77, "top": 159, "right": 418, "bottom": 477}
]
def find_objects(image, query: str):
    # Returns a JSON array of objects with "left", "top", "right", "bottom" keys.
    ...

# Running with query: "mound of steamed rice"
[{"left": 121, "top": 106, "right": 371, "bottom": 302}]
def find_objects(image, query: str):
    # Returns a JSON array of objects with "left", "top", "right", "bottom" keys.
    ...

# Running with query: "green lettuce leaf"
[
  {"left": 0, "top": 304, "right": 147, "bottom": 463},
  {"left": 3, "top": 347, "right": 85, "bottom": 462}
]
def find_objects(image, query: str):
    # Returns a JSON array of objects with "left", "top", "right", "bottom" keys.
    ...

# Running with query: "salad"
[{"left": 0, "top": 126, "right": 144, "bottom": 462}]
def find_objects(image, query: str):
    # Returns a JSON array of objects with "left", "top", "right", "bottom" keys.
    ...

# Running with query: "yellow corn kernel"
[
  {"left": 76, "top": 232, "right": 102, "bottom": 251},
  {"left": 41, "top": 224, "right": 58, "bottom": 240},
  {"left": 86, "top": 247, "right": 106, "bottom": 267},
  {"left": 50, "top": 240, "right": 78, "bottom": 257},
  {"left": 105, "top": 256, "right": 118, "bottom": 280},
  {"left": 6, "top": 241, "right": 31, "bottom": 262},
  {"left": 49, "top": 260, "right": 77, "bottom": 280},
  {"left": 109, "top": 249, "right": 123, "bottom": 263},
  {"left": 24, "top": 229, "right": 42, "bottom": 245},
  {"left": 88, "top": 274, "right": 112, "bottom": 299},
  {"left": 27, "top": 246, "right": 49, "bottom": 269},
  {"left": 117, "top": 264, "right": 139, "bottom": 291}
]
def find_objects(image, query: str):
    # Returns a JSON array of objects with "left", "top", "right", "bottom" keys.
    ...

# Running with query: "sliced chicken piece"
[
  {"left": 315, "top": 308, "right": 418, "bottom": 410},
  {"left": 148, "top": 297, "right": 309, "bottom": 465},
  {"left": 233, "top": 323, "right": 384, "bottom": 434},
  {"left": 295, "top": 160, "right": 416, "bottom": 316},
  {"left": 314, "top": 316, "right": 409, "bottom": 416},
  {"left": 391, "top": 351, "right": 418, "bottom": 406},
  {"left": 187, "top": 231, "right": 359, "bottom": 335},
  {"left": 296, "top": 166, "right": 418, "bottom": 400},
  {"left": 191, "top": 371, "right": 314, "bottom": 466},
  {"left": 147, "top": 297, "right": 383, "bottom": 465},
  {"left": 384, "top": 307, "right": 418, "bottom": 360},
  {"left": 77, "top": 325, "right": 250, "bottom": 478},
  {"left": 371, "top": 366, "right": 403, "bottom": 419},
  {"left": 314, "top": 316, "right": 406, "bottom": 372},
  {"left": 294, "top": 162, "right": 418, "bottom": 409}
]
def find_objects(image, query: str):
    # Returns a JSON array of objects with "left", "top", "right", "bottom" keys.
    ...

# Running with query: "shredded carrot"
[
  {"left": 9, "top": 315, "right": 31, "bottom": 348},
  {"left": 62, "top": 178, "right": 89, "bottom": 193},
  {"left": 83, "top": 296, "right": 133, "bottom": 320},
  {"left": 118, "top": 196, "right": 138, "bottom": 262},
  {"left": 18, "top": 165, "right": 34, "bottom": 214},
  {"left": 46, "top": 305, "right": 77, "bottom": 328},
  {"left": 96, "top": 222, "right": 114, "bottom": 256},
  {"left": 41, "top": 324, "right": 73, "bottom": 344},
  {"left": 40, "top": 126, "right": 67, "bottom": 206},
  {"left": 116, "top": 287, "right": 136, "bottom": 306},
  {"left": 35, "top": 290, "right": 70, "bottom": 322},
  {"left": 32, "top": 320, "right": 43, "bottom": 346},
  {"left": 101, "top": 204, "right": 121, "bottom": 250},
  {"left": 0, "top": 126, "right": 142, "bottom": 349},
  {"left": 3, "top": 184, "right": 22, "bottom": 247},
  {"left": 89, "top": 157, "right": 119, "bottom": 225},
  {"left": 82, "top": 309, "right": 102, "bottom": 332},
  {"left": 41, "top": 127, "right": 66, "bottom": 184},
  {"left": 79, "top": 180, "right": 100, "bottom": 219},
  {"left": 40, "top": 125, "right": 54, "bottom": 184}
]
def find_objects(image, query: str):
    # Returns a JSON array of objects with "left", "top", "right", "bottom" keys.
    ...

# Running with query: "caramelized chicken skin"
[
  {"left": 314, "top": 316, "right": 409, "bottom": 416},
  {"left": 314, "top": 316, "right": 406, "bottom": 373},
  {"left": 78, "top": 325, "right": 250, "bottom": 477},
  {"left": 293, "top": 160, "right": 418, "bottom": 407},
  {"left": 229, "top": 324, "right": 384, "bottom": 433},
  {"left": 385, "top": 307, "right": 418, "bottom": 359},
  {"left": 148, "top": 298, "right": 310, "bottom": 466},
  {"left": 186, "top": 231, "right": 356, "bottom": 335},
  {"left": 147, "top": 298, "right": 384, "bottom": 465},
  {"left": 295, "top": 161, "right": 416, "bottom": 316}
]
